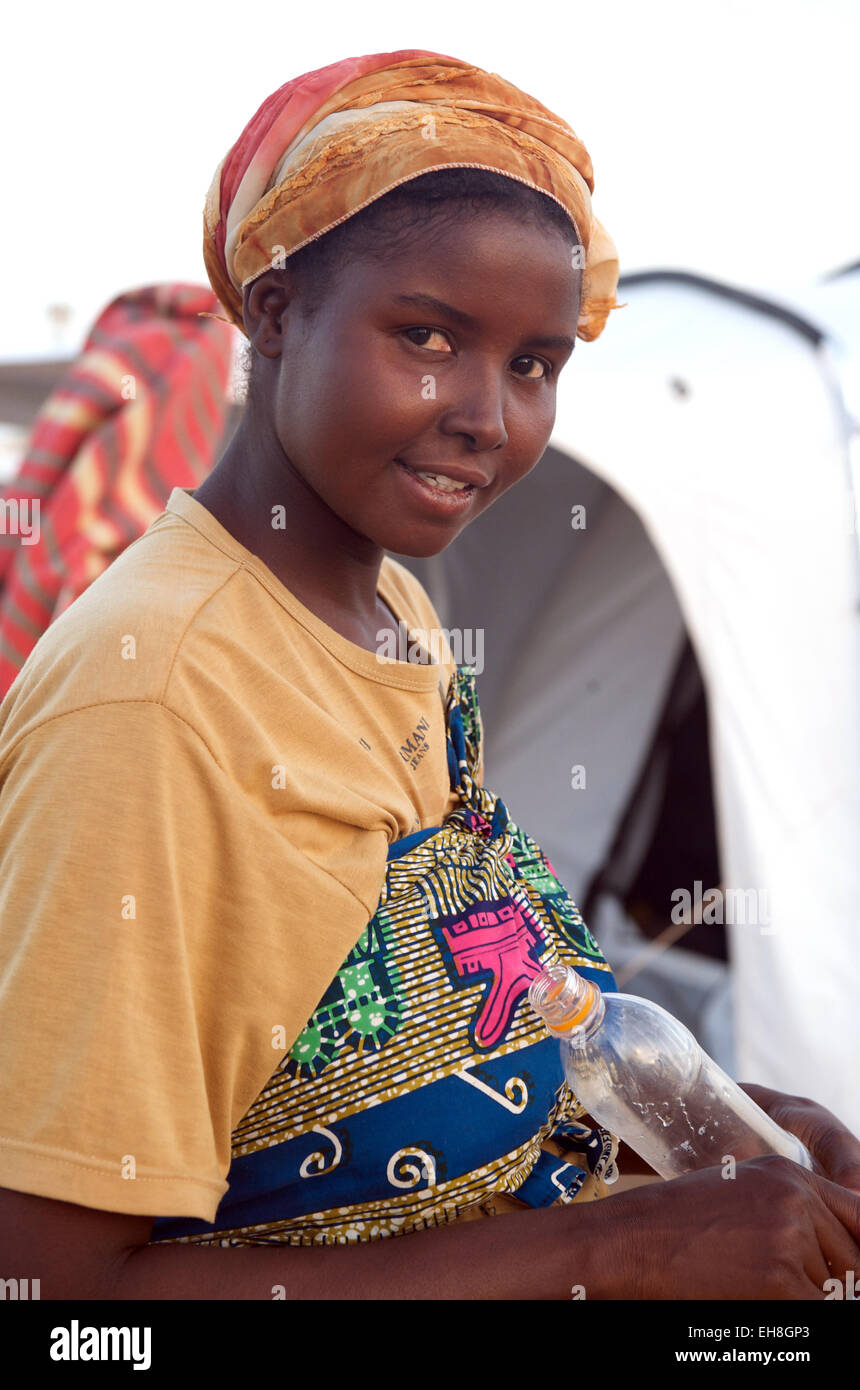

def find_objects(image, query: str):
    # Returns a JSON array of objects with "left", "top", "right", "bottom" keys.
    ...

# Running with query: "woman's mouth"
[{"left": 394, "top": 458, "right": 479, "bottom": 513}]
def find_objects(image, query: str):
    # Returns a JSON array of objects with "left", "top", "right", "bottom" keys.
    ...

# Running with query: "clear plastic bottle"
[{"left": 529, "top": 962, "right": 814, "bottom": 1179}]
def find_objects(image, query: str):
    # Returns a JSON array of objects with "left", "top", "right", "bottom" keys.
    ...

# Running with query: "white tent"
[{"left": 399, "top": 267, "right": 860, "bottom": 1138}]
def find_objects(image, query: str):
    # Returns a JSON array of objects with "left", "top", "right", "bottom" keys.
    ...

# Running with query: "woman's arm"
[
  {"left": 0, "top": 1184, "right": 629, "bottom": 1301},
  {"left": 4, "top": 1151, "right": 859, "bottom": 1300}
]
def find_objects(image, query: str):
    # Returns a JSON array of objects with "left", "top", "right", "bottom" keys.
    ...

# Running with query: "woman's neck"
[{"left": 193, "top": 422, "right": 399, "bottom": 652}]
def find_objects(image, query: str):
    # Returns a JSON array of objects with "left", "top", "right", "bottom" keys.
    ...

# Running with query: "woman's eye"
[
  {"left": 402, "top": 326, "right": 452, "bottom": 352},
  {"left": 511, "top": 355, "right": 551, "bottom": 380},
  {"left": 401, "top": 331, "right": 550, "bottom": 379}
]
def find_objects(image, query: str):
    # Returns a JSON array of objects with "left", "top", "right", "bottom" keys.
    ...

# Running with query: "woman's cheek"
[
  {"left": 508, "top": 386, "right": 557, "bottom": 451},
  {"left": 352, "top": 362, "right": 438, "bottom": 439}
]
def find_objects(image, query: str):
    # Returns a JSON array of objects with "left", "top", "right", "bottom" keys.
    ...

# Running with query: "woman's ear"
[{"left": 241, "top": 270, "right": 298, "bottom": 361}]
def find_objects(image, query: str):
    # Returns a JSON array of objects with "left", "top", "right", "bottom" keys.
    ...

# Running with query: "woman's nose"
[{"left": 436, "top": 358, "right": 509, "bottom": 453}]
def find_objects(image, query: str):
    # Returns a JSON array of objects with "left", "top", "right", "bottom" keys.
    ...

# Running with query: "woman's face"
[{"left": 252, "top": 209, "right": 581, "bottom": 558}]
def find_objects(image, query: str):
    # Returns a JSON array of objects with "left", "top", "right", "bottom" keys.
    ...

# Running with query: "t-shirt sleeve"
[{"left": 0, "top": 700, "right": 378, "bottom": 1221}]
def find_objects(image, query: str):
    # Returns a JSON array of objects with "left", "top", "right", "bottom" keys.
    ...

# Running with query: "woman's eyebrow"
[
  {"left": 392, "top": 291, "right": 476, "bottom": 327},
  {"left": 529, "top": 331, "right": 576, "bottom": 352},
  {"left": 391, "top": 292, "right": 575, "bottom": 350}
]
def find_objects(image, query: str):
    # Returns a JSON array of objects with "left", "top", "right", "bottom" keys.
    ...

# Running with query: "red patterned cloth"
[{"left": 0, "top": 284, "right": 233, "bottom": 697}]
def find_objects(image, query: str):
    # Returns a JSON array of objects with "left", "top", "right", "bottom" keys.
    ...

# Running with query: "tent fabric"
[{"left": 552, "top": 273, "right": 860, "bottom": 1136}]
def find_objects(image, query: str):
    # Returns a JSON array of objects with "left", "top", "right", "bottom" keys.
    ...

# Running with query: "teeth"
[{"left": 415, "top": 471, "right": 470, "bottom": 492}]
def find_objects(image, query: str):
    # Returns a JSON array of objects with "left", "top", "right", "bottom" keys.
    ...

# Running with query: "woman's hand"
[
  {"left": 609, "top": 1154, "right": 860, "bottom": 1300},
  {"left": 738, "top": 1082, "right": 860, "bottom": 1193}
]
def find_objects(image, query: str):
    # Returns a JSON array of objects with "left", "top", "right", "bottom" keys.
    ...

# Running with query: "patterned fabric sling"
[{"left": 148, "top": 664, "right": 619, "bottom": 1247}]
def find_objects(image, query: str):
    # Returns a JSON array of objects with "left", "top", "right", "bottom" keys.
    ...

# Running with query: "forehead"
[{"left": 342, "top": 211, "right": 582, "bottom": 327}]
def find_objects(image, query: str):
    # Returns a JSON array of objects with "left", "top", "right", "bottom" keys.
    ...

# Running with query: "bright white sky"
[{"left": 3, "top": 0, "right": 858, "bottom": 358}]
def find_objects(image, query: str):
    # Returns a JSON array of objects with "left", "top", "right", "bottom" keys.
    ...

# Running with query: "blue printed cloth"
[{"left": 149, "top": 665, "right": 619, "bottom": 1246}]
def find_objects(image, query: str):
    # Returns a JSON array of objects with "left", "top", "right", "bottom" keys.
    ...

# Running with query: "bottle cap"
[{"left": 529, "top": 964, "right": 600, "bottom": 1036}]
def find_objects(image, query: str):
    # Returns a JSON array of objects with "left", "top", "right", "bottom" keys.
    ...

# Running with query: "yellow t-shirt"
[{"left": 0, "top": 487, "right": 461, "bottom": 1220}]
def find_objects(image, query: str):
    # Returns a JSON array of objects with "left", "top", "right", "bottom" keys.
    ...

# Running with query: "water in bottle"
[{"left": 529, "top": 962, "right": 814, "bottom": 1180}]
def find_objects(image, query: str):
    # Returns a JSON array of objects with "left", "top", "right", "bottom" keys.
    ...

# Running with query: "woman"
[{"left": 0, "top": 49, "right": 858, "bottom": 1300}]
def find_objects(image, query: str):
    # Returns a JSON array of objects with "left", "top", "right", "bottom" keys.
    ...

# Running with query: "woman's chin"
[{"left": 382, "top": 526, "right": 468, "bottom": 559}]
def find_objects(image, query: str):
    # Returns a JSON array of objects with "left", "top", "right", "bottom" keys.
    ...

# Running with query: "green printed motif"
[
  {"left": 285, "top": 907, "right": 405, "bottom": 1079},
  {"left": 455, "top": 665, "right": 482, "bottom": 752},
  {"left": 505, "top": 824, "right": 604, "bottom": 959}
]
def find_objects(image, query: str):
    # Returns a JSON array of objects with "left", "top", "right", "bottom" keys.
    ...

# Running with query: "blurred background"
[{"left": 1, "top": 0, "right": 858, "bottom": 1133}]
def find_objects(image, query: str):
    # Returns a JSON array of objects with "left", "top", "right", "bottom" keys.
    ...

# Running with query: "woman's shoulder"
[{"left": 0, "top": 510, "right": 243, "bottom": 744}]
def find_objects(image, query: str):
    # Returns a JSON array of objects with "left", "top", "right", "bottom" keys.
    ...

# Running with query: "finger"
[
  {"left": 796, "top": 1206, "right": 833, "bottom": 1294},
  {"left": 808, "top": 1170, "right": 860, "bottom": 1244},
  {"left": 738, "top": 1081, "right": 788, "bottom": 1105},
  {"left": 792, "top": 1196, "right": 859, "bottom": 1300},
  {"left": 791, "top": 1244, "right": 832, "bottom": 1301},
  {"left": 789, "top": 1096, "right": 860, "bottom": 1189},
  {"left": 740, "top": 1084, "right": 860, "bottom": 1189},
  {"left": 738, "top": 1081, "right": 811, "bottom": 1112},
  {"left": 802, "top": 1248, "right": 832, "bottom": 1300},
  {"left": 814, "top": 1214, "right": 860, "bottom": 1299},
  {"left": 806, "top": 1128, "right": 860, "bottom": 1193}
]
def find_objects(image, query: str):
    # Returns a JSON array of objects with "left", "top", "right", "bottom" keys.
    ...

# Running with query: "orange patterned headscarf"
[{"left": 203, "top": 49, "right": 620, "bottom": 342}]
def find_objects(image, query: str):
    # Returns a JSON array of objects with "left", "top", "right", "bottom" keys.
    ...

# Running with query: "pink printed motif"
[
  {"left": 464, "top": 808, "right": 493, "bottom": 837},
  {"left": 441, "top": 898, "right": 546, "bottom": 1049},
  {"left": 462, "top": 806, "right": 516, "bottom": 872}
]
